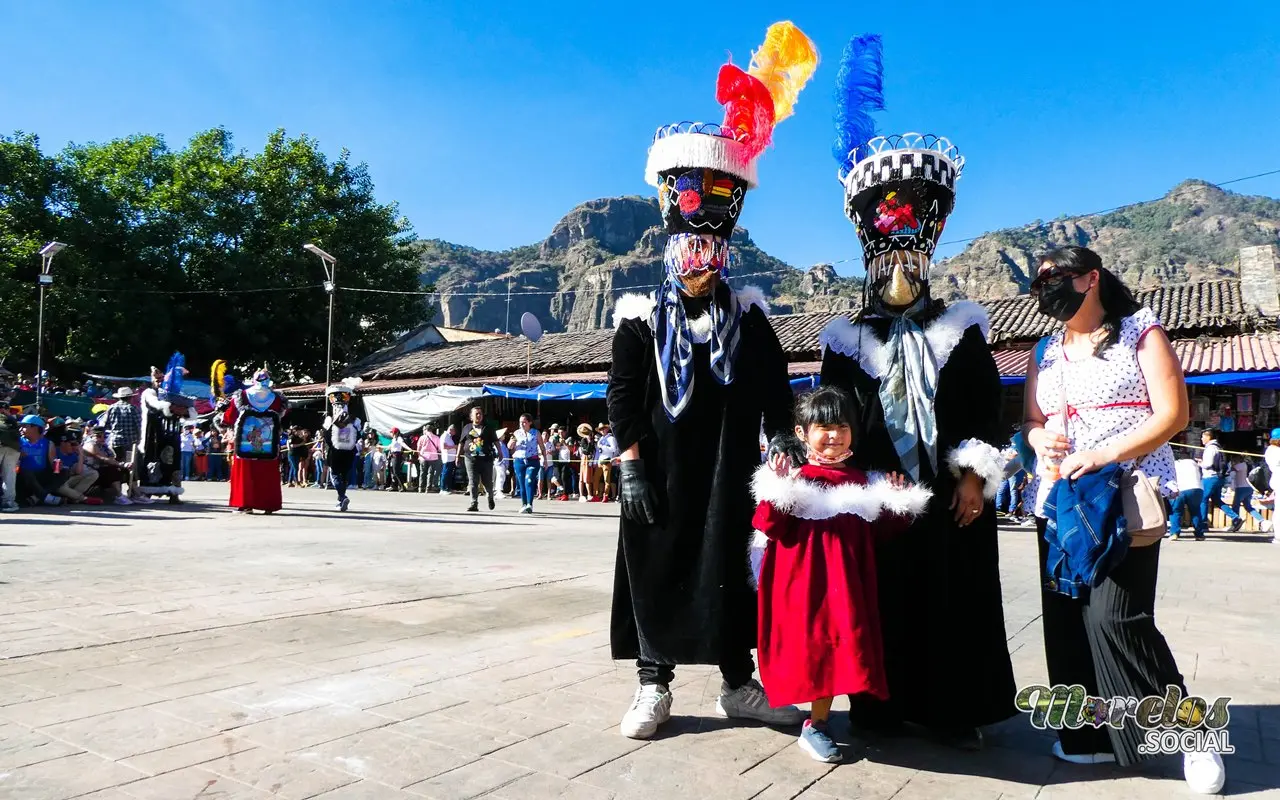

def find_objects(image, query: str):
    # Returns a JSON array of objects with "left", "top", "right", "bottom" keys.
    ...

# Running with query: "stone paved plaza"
[{"left": 1, "top": 484, "right": 1278, "bottom": 799}]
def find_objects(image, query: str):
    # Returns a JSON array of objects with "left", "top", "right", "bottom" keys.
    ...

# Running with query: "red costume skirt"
[{"left": 229, "top": 456, "right": 282, "bottom": 512}]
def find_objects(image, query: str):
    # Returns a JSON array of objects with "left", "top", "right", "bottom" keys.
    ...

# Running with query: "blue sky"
[{"left": 3, "top": 1, "right": 1279, "bottom": 275}]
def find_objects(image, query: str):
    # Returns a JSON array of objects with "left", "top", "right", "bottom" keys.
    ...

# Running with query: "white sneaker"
[
  {"left": 1051, "top": 740, "right": 1115, "bottom": 764},
  {"left": 1184, "top": 750, "right": 1225, "bottom": 794},
  {"left": 132, "top": 493, "right": 154, "bottom": 504},
  {"left": 113, "top": 495, "right": 133, "bottom": 506},
  {"left": 620, "top": 685, "right": 672, "bottom": 739},
  {"left": 715, "top": 679, "right": 807, "bottom": 726},
  {"left": 578, "top": 496, "right": 588, "bottom": 503}
]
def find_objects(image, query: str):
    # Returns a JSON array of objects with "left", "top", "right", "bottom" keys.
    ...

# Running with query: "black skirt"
[{"left": 1036, "top": 521, "right": 1187, "bottom": 765}]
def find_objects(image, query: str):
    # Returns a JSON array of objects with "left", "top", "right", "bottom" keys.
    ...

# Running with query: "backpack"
[{"left": 1249, "top": 462, "right": 1271, "bottom": 493}]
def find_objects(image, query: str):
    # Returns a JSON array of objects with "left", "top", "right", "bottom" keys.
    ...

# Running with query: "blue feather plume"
[
  {"left": 162, "top": 352, "right": 185, "bottom": 397},
  {"left": 833, "top": 34, "right": 885, "bottom": 178}
]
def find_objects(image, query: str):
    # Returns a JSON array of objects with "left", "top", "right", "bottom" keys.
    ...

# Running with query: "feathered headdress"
[
  {"left": 160, "top": 352, "right": 187, "bottom": 400},
  {"left": 211, "top": 359, "right": 242, "bottom": 398},
  {"left": 833, "top": 34, "right": 885, "bottom": 181},
  {"left": 833, "top": 34, "right": 965, "bottom": 270},
  {"left": 645, "top": 21, "right": 818, "bottom": 191}
]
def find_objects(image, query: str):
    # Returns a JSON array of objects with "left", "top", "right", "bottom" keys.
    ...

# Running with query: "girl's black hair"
[
  {"left": 794, "top": 386, "right": 862, "bottom": 441},
  {"left": 1039, "top": 246, "right": 1141, "bottom": 356}
]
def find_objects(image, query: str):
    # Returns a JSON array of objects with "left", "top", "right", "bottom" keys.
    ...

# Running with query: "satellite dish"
[{"left": 520, "top": 312, "right": 543, "bottom": 342}]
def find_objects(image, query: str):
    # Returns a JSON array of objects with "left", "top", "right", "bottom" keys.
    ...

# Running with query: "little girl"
[{"left": 750, "top": 386, "right": 931, "bottom": 763}]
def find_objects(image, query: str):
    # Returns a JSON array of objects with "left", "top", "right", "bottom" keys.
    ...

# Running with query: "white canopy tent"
[{"left": 361, "top": 385, "right": 483, "bottom": 434}]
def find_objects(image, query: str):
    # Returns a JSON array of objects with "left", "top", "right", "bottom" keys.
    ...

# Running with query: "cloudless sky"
[{"left": 3, "top": 1, "right": 1279, "bottom": 276}]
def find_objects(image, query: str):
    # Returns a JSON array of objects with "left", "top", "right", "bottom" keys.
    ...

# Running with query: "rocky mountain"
[
  {"left": 414, "top": 181, "right": 1280, "bottom": 332},
  {"left": 931, "top": 180, "right": 1280, "bottom": 300},
  {"left": 413, "top": 196, "right": 860, "bottom": 334}
]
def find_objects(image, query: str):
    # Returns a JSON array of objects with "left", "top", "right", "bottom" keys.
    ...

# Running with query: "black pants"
[
  {"left": 389, "top": 452, "right": 406, "bottom": 490},
  {"left": 466, "top": 457, "right": 494, "bottom": 503},
  {"left": 637, "top": 650, "right": 755, "bottom": 691},
  {"left": 329, "top": 452, "right": 353, "bottom": 502},
  {"left": 1036, "top": 520, "right": 1187, "bottom": 765}
]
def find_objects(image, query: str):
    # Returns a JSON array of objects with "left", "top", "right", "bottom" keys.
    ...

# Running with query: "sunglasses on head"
[{"left": 1029, "top": 265, "right": 1093, "bottom": 295}]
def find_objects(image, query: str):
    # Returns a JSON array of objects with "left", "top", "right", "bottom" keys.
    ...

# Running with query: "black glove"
[
  {"left": 619, "top": 459, "right": 659, "bottom": 525},
  {"left": 766, "top": 433, "right": 806, "bottom": 469}
]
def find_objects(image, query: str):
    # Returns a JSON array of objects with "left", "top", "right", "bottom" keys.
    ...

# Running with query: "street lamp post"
[
  {"left": 35, "top": 242, "right": 68, "bottom": 410},
  {"left": 304, "top": 243, "right": 337, "bottom": 388}
]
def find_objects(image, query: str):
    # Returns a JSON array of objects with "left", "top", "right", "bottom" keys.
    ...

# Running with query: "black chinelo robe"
[
  {"left": 607, "top": 285, "right": 793, "bottom": 666},
  {"left": 818, "top": 300, "right": 1017, "bottom": 730}
]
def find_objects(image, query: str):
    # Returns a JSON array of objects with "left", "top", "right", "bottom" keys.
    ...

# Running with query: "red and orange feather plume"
[{"left": 717, "top": 21, "right": 818, "bottom": 159}]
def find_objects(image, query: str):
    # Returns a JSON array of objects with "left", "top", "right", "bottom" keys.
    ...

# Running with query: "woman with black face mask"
[{"left": 1022, "top": 246, "right": 1224, "bottom": 794}]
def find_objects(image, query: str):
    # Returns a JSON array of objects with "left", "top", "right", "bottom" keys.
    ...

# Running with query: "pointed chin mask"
[{"left": 868, "top": 250, "right": 929, "bottom": 312}]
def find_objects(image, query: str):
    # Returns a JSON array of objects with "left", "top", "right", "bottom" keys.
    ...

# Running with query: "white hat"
[{"left": 113, "top": 387, "right": 134, "bottom": 399}]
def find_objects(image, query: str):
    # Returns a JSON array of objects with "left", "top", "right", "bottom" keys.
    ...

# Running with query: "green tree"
[{"left": 0, "top": 127, "right": 428, "bottom": 382}]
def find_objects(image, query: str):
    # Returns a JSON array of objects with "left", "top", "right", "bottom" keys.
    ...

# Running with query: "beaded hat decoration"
[
  {"left": 832, "top": 34, "right": 964, "bottom": 274},
  {"left": 645, "top": 22, "right": 819, "bottom": 239}
]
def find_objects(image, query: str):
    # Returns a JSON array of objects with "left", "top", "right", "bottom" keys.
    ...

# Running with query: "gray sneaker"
[
  {"left": 798, "top": 720, "right": 841, "bottom": 763},
  {"left": 715, "top": 679, "right": 807, "bottom": 726},
  {"left": 620, "top": 685, "right": 672, "bottom": 739}
]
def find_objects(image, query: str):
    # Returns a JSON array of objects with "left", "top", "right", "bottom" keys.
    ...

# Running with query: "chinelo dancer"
[
  {"left": 322, "top": 378, "right": 364, "bottom": 512},
  {"left": 136, "top": 353, "right": 198, "bottom": 505},
  {"left": 812, "top": 34, "right": 1016, "bottom": 748},
  {"left": 607, "top": 21, "right": 818, "bottom": 741},
  {"left": 223, "top": 365, "right": 287, "bottom": 514}
]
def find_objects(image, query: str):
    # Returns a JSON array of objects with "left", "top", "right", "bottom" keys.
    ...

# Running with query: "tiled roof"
[
  {"left": 281, "top": 279, "right": 1265, "bottom": 396},
  {"left": 989, "top": 335, "right": 1280, "bottom": 379},
  {"left": 984, "top": 279, "right": 1252, "bottom": 345}
]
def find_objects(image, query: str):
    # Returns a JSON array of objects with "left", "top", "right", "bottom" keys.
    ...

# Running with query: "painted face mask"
[
  {"left": 1035, "top": 276, "right": 1088, "bottom": 322},
  {"left": 664, "top": 233, "right": 730, "bottom": 297}
]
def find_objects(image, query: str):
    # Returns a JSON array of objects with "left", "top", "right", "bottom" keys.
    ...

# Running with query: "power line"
[{"left": 30, "top": 166, "right": 1280, "bottom": 300}]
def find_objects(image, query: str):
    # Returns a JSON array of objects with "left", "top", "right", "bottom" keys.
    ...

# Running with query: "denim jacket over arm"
[{"left": 1042, "top": 464, "right": 1131, "bottom": 598}]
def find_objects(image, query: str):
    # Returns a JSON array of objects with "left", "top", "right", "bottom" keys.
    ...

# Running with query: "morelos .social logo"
[{"left": 1014, "top": 684, "right": 1233, "bottom": 756}]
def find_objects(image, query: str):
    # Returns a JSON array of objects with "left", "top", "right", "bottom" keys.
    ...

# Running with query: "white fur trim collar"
[
  {"left": 818, "top": 301, "right": 991, "bottom": 378},
  {"left": 751, "top": 465, "right": 932, "bottom": 521},
  {"left": 735, "top": 285, "right": 770, "bottom": 316},
  {"left": 612, "top": 285, "right": 770, "bottom": 330},
  {"left": 612, "top": 293, "right": 657, "bottom": 327},
  {"left": 946, "top": 438, "right": 1006, "bottom": 500}
]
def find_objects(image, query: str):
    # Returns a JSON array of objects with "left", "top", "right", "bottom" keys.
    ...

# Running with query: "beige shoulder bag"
[{"left": 1060, "top": 358, "right": 1166, "bottom": 546}]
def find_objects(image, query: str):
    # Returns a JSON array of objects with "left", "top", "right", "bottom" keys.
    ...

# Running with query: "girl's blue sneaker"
[{"left": 798, "top": 719, "right": 841, "bottom": 763}]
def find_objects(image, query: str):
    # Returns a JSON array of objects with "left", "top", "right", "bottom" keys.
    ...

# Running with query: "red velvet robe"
[
  {"left": 751, "top": 463, "right": 929, "bottom": 707},
  {"left": 223, "top": 391, "right": 285, "bottom": 512}
]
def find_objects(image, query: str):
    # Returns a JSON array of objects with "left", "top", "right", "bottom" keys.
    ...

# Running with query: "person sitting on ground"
[
  {"left": 16, "top": 415, "right": 65, "bottom": 507},
  {"left": 55, "top": 427, "right": 101, "bottom": 505},
  {"left": 83, "top": 424, "right": 131, "bottom": 504}
]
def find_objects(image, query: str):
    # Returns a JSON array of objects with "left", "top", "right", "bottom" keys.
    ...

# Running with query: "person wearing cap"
[
  {"left": 54, "top": 427, "right": 101, "bottom": 505},
  {"left": 15, "top": 415, "right": 64, "bottom": 507},
  {"left": 595, "top": 423, "right": 620, "bottom": 502},
  {"left": 103, "top": 385, "right": 147, "bottom": 503},
  {"left": 387, "top": 427, "right": 409, "bottom": 492},
  {"left": 608, "top": 22, "right": 816, "bottom": 740},
  {"left": 82, "top": 424, "right": 132, "bottom": 504}
]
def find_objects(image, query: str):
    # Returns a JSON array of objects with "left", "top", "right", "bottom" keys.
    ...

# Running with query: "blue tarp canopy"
[
  {"left": 482, "top": 382, "right": 606, "bottom": 401},
  {"left": 999, "top": 372, "right": 1280, "bottom": 388},
  {"left": 1184, "top": 371, "right": 1280, "bottom": 389},
  {"left": 790, "top": 375, "right": 818, "bottom": 391}
]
